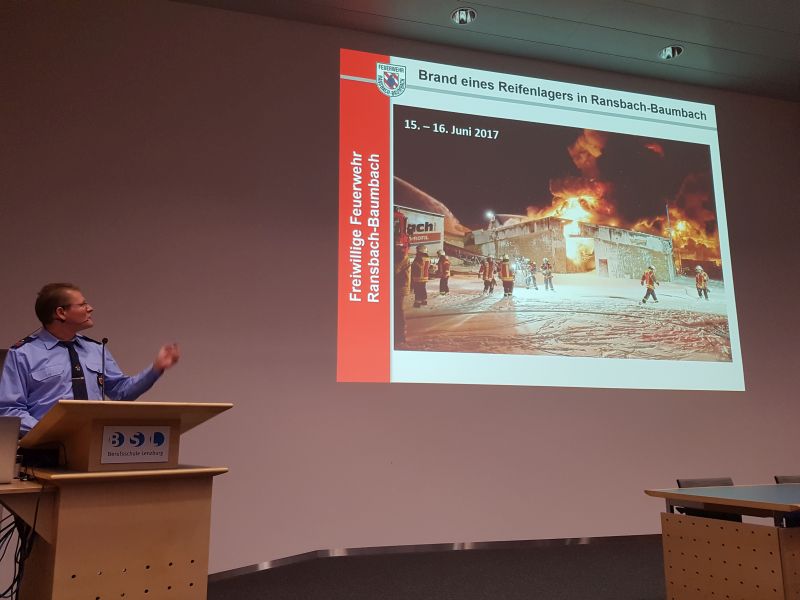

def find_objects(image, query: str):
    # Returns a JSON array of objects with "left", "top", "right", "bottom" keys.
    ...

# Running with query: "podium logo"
[
  {"left": 107, "top": 431, "right": 152, "bottom": 447},
  {"left": 101, "top": 426, "right": 170, "bottom": 464}
]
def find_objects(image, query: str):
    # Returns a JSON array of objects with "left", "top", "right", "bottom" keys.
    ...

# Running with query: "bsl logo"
[
  {"left": 376, "top": 63, "right": 406, "bottom": 97},
  {"left": 109, "top": 431, "right": 166, "bottom": 448}
]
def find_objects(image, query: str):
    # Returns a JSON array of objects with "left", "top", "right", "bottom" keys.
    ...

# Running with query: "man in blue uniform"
[{"left": 0, "top": 283, "right": 180, "bottom": 435}]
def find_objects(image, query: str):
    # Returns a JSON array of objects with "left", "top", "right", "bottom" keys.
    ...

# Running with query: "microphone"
[{"left": 100, "top": 338, "right": 109, "bottom": 400}]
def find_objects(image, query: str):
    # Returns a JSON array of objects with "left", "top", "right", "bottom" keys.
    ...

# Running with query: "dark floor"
[{"left": 208, "top": 535, "right": 666, "bottom": 600}]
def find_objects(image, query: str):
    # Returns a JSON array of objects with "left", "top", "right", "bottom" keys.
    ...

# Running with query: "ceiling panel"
[
  {"left": 176, "top": 0, "right": 800, "bottom": 100},
  {"left": 625, "top": 0, "right": 800, "bottom": 34}
]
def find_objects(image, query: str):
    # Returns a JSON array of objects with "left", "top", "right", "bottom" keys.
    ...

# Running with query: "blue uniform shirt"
[{"left": 0, "top": 329, "right": 161, "bottom": 434}]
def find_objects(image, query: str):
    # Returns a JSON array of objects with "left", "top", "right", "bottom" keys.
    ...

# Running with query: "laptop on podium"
[
  {"left": 0, "top": 417, "right": 19, "bottom": 483},
  {"left": 0, "top": 350, "right": 20, "bottom": 483}
]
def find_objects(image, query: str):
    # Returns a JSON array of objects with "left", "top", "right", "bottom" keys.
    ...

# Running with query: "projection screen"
[{"left": 338, "top": 49, "right": 743, "bottom": 391}]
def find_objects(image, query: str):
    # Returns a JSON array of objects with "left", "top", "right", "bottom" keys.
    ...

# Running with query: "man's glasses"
[{"left": 60, "top": 302, "right": 91, "bottom": 309}]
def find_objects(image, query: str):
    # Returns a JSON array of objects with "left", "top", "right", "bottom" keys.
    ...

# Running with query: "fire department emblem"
[{"left": 376, "top": 63, "right": 406, "bottom": 97}]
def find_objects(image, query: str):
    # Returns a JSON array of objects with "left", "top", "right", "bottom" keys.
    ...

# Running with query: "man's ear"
[{"left": 54, "top": 307, "right": 67, "bottom": 322}]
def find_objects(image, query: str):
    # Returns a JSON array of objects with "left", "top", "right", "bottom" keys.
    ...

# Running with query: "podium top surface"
[
  {"left": 20, "top": 400, "right": 233, "bottom": 448},
  {"left": 0, "top": 479, "right": 45, "bottom": 495},
  {"left": 28, "top": 465, "right": 228, "bottom": 482},
  {"left": 645, "top": 484, "right": 800, "bottom": 512}
]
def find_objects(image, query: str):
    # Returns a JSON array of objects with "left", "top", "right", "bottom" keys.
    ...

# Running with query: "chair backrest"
[
  {"left": 675, "top": 476, "right": 741, "bottom": 522},
  {"left": 677, "top": 477, "right": 734, "bottom": 488},
  {"left": 775, "top": 475, "right": 800, "bottom": 484},
  {"left": 0, "top": 349, "right": 6, "bottom": 370}
]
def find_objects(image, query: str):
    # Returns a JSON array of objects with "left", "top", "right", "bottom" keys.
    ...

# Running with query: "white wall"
[{"left": 2, "top": 0, "right": 799, "bottom": 574}]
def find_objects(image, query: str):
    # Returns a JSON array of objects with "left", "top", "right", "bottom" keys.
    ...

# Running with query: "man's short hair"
[{"left": 35, "top": 283, "right": 80, "bottom": 325}]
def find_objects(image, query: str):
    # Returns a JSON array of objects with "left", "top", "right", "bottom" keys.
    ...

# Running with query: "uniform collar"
[{"left": 39, "top": 328, "right": 80, "bottom": 350}]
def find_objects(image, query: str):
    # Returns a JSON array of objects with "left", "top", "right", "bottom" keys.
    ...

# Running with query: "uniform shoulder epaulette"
[
  {"left": 78, "top": 335, "right": 102, "bottom": 345},
  {"left": 10, "top": 335, "right": 36, "bottom": 349}
]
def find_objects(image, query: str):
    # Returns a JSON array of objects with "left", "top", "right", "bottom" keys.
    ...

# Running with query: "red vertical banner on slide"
[{"left": 337, "top": 49, "right": 391, "bottom": 382}]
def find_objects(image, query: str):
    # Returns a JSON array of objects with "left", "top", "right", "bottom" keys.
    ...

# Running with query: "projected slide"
[{"left": 338, "top": 49, "right": 744, "bottom": 391}]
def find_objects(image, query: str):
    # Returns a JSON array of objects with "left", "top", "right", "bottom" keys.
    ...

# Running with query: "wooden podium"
[{"left": 1, "top": 400, "right": 232, "bottom": 600}]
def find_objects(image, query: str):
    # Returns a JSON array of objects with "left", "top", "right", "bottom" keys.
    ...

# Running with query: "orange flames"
[
  {"left": 526, "top": 179, "right": 618, "bottom": 266},
  {"left": 525, "top": 179, "right": 618, "bottom": 266},
  {"left": 634, "top": 211, "right": 719, "bottom": 262},
  {"left": 633, "top": 173, "right": 720, "bottom": 263},
  {"left": 527, "top": 131, "right": 614, "bottom": 265},
  {"left": 567, "top": 130, "right": 607, "bottom": 178},
  {"left": 529, "top": 177, "right": 618, "bottom": 224},
  {"left": 644, "top": 142, "right": 665, "bottom": 157},
  {"left": 523, "top": 131, "right": 719, "bottom": 267}
]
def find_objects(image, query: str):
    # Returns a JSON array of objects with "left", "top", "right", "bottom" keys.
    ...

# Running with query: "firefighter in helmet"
[
  {"left": 695, "top": 265, "right": 709, "bottom": 300},
  {"left": 526, "top": 258, "right": 538, "bottom": 290},
  {"left": 411, "top": 245, "right": 430, "bottom": 308},
  {"left": 479, "top": 255, "right": 497, "bottom": 294},
  {"left": 437, "top": 249, "right": 451, "bottom": 296},
  {"left": 542, "top": 257, "right": 554, "bottom": 291},
  {"left": 499, "top": 254, "right": 515, "bottom": 297},
  {"left": 394, "top": 243, "right": 411, "bottom": 343},
  {"left": 640, "top": 265, "right": 659, "bottom": 304}
]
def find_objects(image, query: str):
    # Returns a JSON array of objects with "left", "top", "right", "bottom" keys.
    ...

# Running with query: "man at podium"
[{"left": 0, "top": 283, "right": 180, "bottom": 434}]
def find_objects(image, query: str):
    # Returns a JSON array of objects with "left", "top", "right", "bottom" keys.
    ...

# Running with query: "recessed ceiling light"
[
  {"left": 451, "top": 7, "right": 477, "bottom": 25},
  {"left": 658, "top": 45, "right": 684, "bottom": 61}
]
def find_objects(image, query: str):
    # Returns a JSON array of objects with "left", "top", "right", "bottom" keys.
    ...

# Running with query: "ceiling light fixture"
[
  {"left": 657, "top": 45, "right": 684, "bottom": 61},
  {"left": 451, "top": 7, "right": 477, "bottom": 25}
]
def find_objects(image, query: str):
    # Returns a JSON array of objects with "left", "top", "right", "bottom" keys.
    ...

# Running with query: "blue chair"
[{"left": 775, "top": 475, "right": 800, "bottom": 484}]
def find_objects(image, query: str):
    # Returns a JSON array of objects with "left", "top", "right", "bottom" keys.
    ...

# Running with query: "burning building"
[
  {"left": 465, "top": 216, "right": 676, "bottom": 281},
  {"left": 394, "top": 124, "right": 721, "bottom": 280}
]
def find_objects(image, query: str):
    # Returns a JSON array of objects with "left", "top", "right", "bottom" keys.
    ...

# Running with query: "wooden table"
[
  {"left": 0, "top": 478, "right": 52, "bottom": 541},
  {"left": 646, "top": 484, "right": 800, "bottom": 600},
  {"left": 0, "top": 467, "right": 226, "bottom": 600}
]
